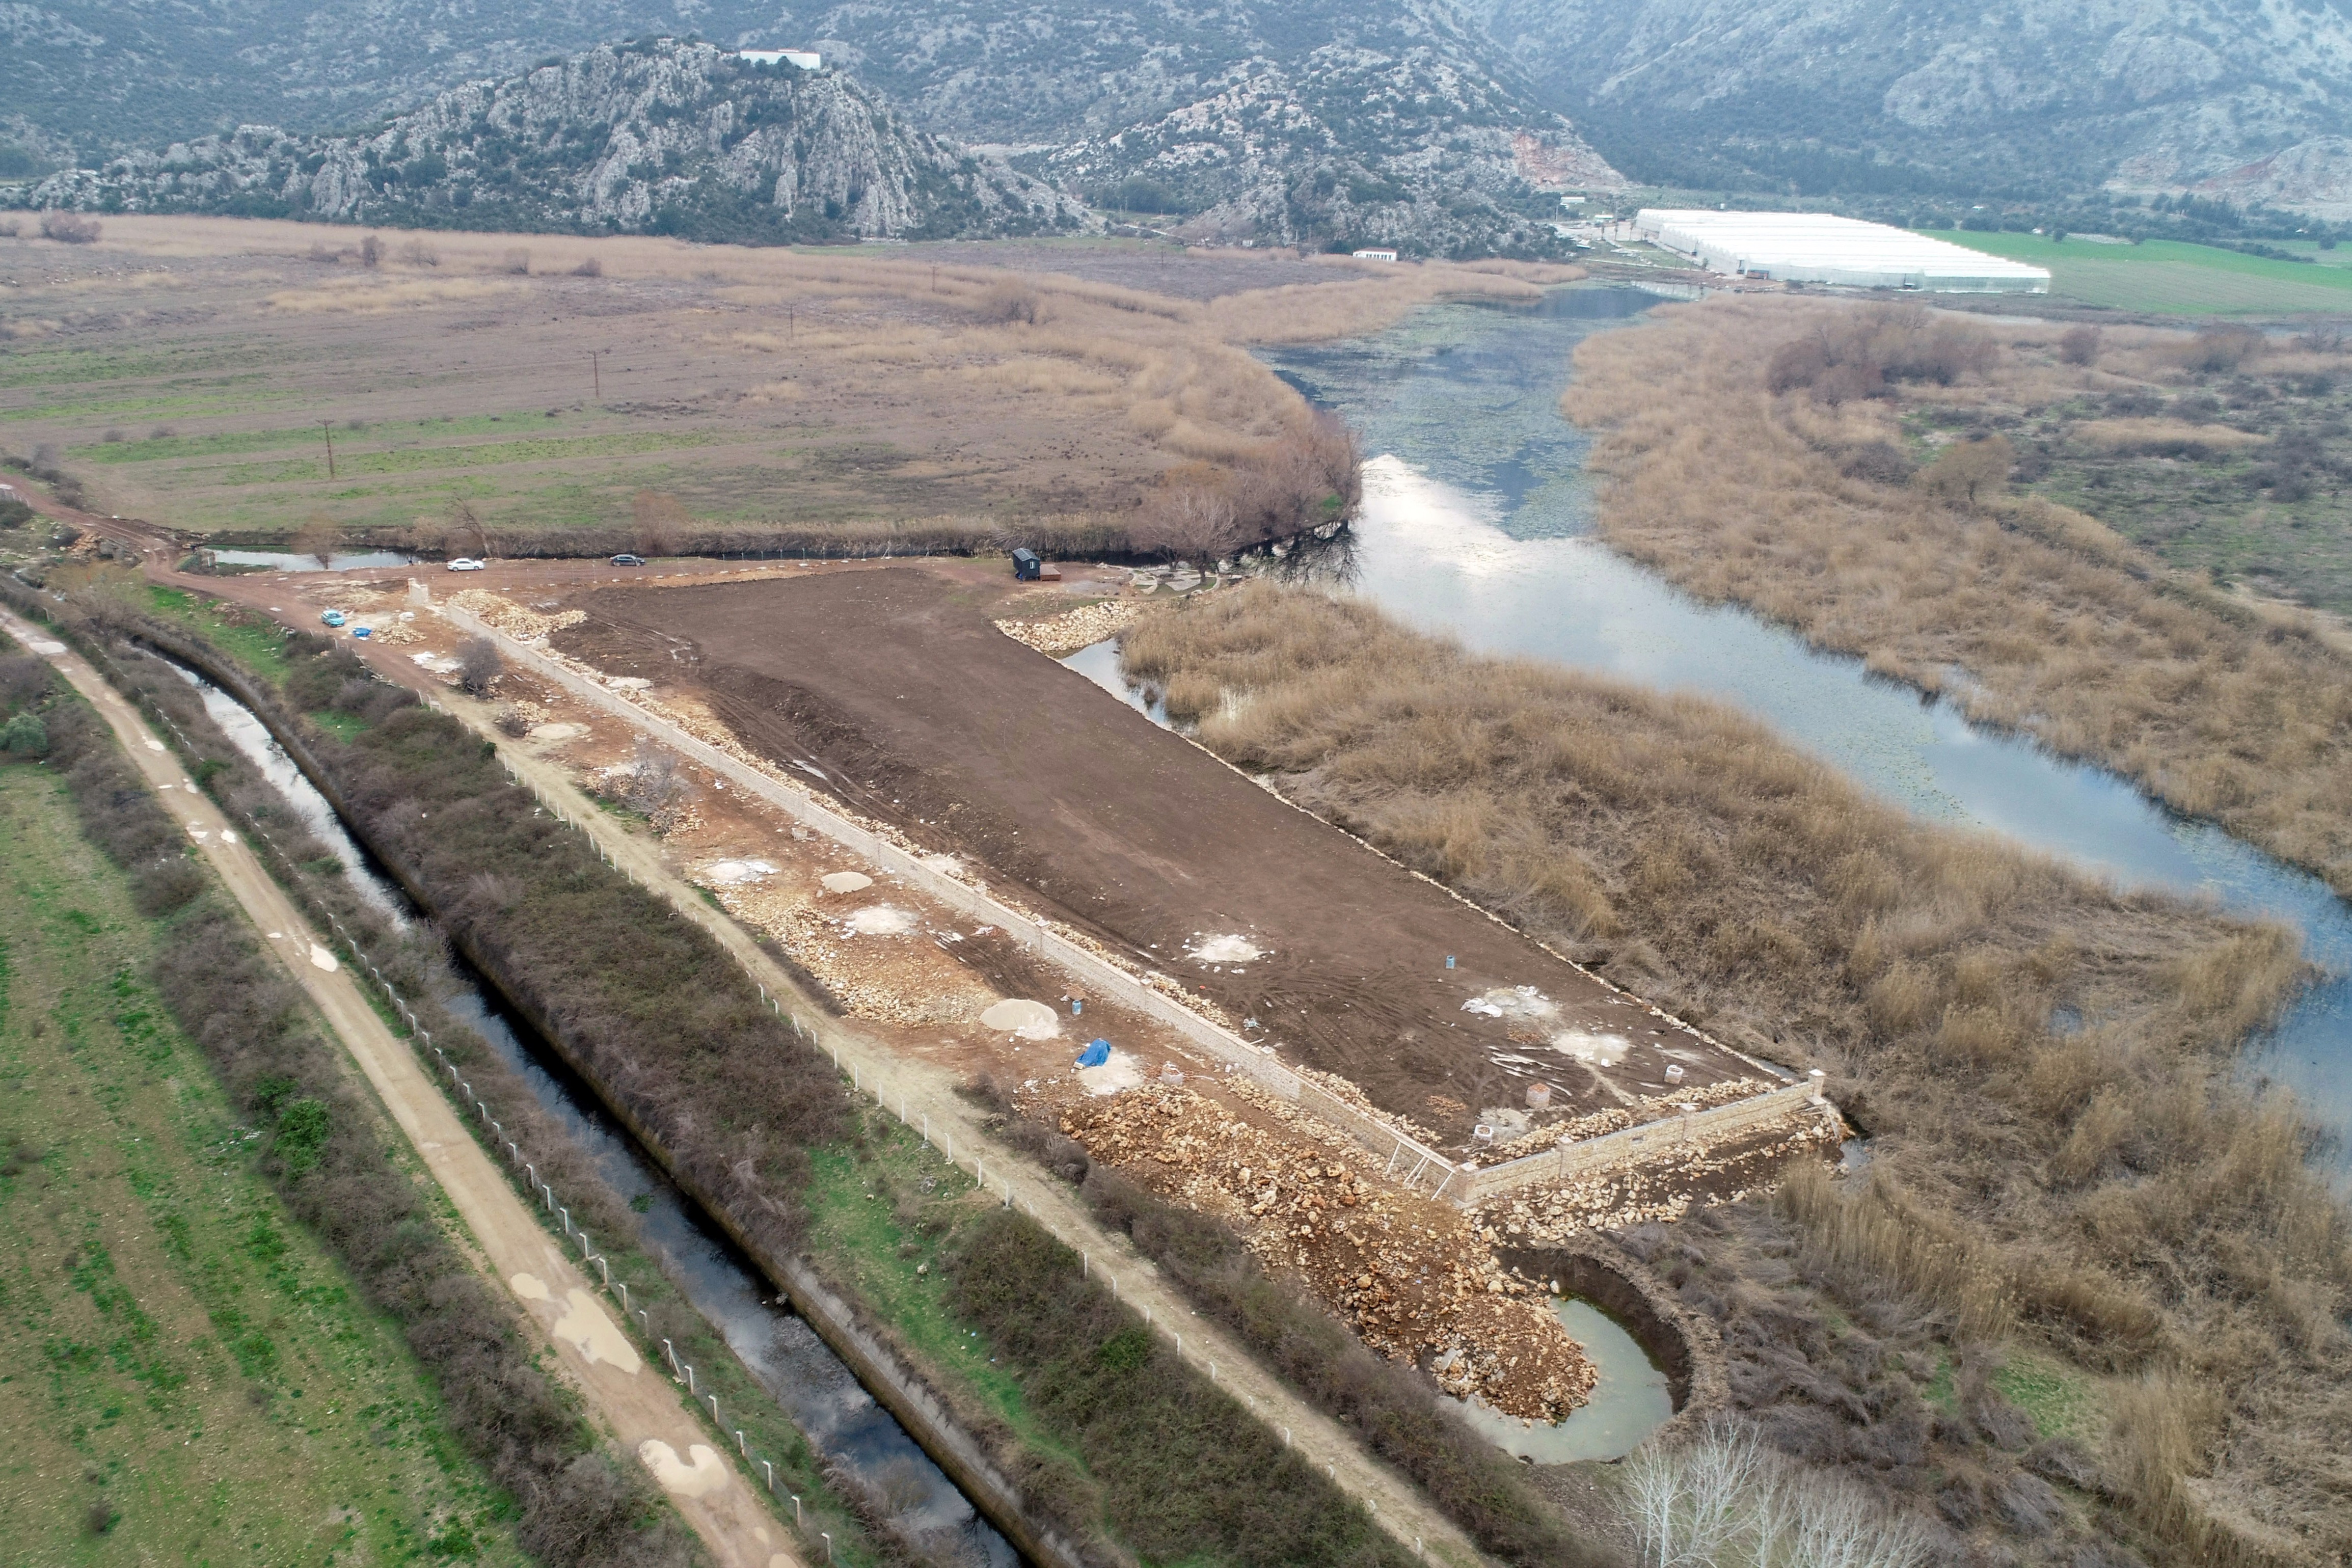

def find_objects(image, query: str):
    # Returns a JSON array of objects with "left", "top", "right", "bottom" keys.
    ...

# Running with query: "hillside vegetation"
[
  {"left": 1563, "top": 299, "right": 2352, "bottom": 898},
  {"left": 1121, "top": 583, "right": 2351, "bottom": 1565}
]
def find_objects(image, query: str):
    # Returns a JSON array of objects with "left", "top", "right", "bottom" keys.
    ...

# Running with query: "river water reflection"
[{"left": 1252, "top": 285, "right": 2352, "bottom": 1166}]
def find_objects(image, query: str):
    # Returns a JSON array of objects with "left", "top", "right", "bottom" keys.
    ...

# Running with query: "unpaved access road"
[
  {"left": 0, "top": 606, "right": 803, "bottom": 1568},
  {"left": 407, "top": 663, "right": 1491, "bottom": 1568}
]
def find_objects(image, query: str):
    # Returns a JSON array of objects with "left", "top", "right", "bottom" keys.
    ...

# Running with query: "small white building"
[
  {"left": 1352, "top": 248, "right": 1399, "bottom": 262},
  {"left": 1633, "top": 209, "right": 2049, "bottom": 293},
  {"left": 738, "top": 48, "right": 822, "bottom": 70}
]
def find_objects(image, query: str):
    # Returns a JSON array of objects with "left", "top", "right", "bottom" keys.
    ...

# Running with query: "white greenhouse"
[{"left": 1633, "top": 211, "right": 2051, "bottom": 293}]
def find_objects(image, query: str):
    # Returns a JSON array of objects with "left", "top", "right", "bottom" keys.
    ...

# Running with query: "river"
[
  {"left": 1248, "top": 284, "right": 2352, "bottom": 1165},
  {"left": 165, "top": 660, "right": 1014, "bottom": 1568}
]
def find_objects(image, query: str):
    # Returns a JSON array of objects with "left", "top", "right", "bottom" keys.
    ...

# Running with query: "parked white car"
[{"left": 446, "top": 557, "right": 486, "bottom": 571}]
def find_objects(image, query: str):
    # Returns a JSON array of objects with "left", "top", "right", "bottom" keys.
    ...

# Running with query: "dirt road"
[
  {"left": 429, "top": 660, "right": 1490, "bottom": 1568},
  {"left": 0, "top": 606, "right": 803, "bottom": 1568}
]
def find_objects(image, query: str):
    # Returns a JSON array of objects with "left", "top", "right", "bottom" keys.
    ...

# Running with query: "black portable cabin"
[{"left": 1012, "top": 547, "right": 1042, "bottom": 581}]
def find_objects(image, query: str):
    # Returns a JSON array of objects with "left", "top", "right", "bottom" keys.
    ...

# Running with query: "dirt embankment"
[{"left": 550, "top": 566, "right": 1769, "bottom": 1154}]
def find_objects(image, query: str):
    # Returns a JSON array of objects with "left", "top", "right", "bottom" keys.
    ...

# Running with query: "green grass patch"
[
  {"left": 141, "top": 587, "right": 292, "bottom": 686},
  {"left": 1931, "top": 231, "right": 2352, "bottom": 314},
  {"left": 0, "top": 764, "right": 526, "bottom": 1564},
  {"left": 803, "top": 1124, "right": 1051, "bottom": 1447},
  {"left": 1992, "top": 1349, "right": 2096, "bottom": 1442}
]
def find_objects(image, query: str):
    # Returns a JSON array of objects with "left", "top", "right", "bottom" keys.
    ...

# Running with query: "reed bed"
[
  {"left": 1563, "top": 297, "right": 2352, "bottom": 897},
  {"left": 1123, "top": 584, "right": 2351, "bottom": 1563}
]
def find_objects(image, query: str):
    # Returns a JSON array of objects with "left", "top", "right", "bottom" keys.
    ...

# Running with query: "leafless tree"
[
  {"left": 456, "top": 635, "right": 501, "bottom": 697},
  {"left": 39, "top": 209, "right": 100, "bottom": 244},
  {"left": 1136, "top": 481, "right": 1245, "bottom": 571},
  {"left": 293, "top": 512, "right": 340, "bottom": 569}
]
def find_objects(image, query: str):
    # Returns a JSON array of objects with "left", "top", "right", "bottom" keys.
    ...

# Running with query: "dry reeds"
[
  {"left": 1563, "top": 297, "right": 2352, "bottom": 897},
  {"left": 1122, "top": 583, "right": 2352, "bottom": 1560}
]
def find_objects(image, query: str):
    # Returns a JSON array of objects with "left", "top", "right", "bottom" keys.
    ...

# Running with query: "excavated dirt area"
[{"left": 550, "top": 565, "right": 1770, "bottom": 1154}]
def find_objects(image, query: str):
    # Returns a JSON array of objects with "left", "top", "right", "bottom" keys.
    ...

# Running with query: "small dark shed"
[{"left": 1012, "top": 548, "right": 1042, "bottom": 581}]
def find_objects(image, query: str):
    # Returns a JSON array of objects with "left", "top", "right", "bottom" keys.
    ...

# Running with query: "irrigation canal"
[{"left": 165, "top": 659, "right": 1017, "bottom": 1567}]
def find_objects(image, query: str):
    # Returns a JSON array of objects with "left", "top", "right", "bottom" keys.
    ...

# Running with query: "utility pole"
[
  {"left": 589, "top": 349, "right": 601, "bottom": 400},
  {"left": 788, "top": 307, "right": 795, "bottom": 346},
  {"left": 321, "top": 420, "right": 336, "bottom": 478}
]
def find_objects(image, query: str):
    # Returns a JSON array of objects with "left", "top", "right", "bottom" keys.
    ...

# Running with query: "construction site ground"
[{"left": 129, "top": 549, "right": 1834, "bottom": 1530}]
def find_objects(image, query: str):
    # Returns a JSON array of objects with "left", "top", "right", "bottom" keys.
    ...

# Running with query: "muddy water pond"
[
  {"left": 166, "top": 659, "right": 1014, "bottom": 1566},
  {"left": 1247, "top": 283, "right": 2352, "bottom": 1168},
  {"left": 1456, "top": 1298, "right": 1672, "bottom": 1464}
]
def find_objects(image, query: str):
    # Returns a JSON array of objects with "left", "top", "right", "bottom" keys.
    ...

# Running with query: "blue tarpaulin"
[{"left": 1077, "top": 1039, "right": 1111, "bottom": 1068}]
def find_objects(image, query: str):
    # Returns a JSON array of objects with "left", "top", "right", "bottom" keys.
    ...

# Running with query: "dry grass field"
[
  {"left": 0, "top": 217, "right": 1572, "bottom": 558},
  {"left": 1124, "top": 583, "right": 2352, "bottom": 1566},
  {"left": 1561, "top": 299, "right": 2352, "bottom": 898}
]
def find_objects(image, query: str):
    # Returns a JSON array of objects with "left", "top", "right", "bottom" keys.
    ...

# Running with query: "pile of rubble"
[
  {"left": 1041, "top": 1081, "right": 1597, "bottom": 1422},
  {"left": 1479, "top": 1075, "right": 1777, "bottom": 1165},
  {"left": 706, "top": 878, "right": 994, "bottom": 1028},
  {"left": 449, "top": 588, "right": 585, "bottom": 643},
  {"left": 1473, "top": 1116, "right": 1842, "bottom": 1243},
  {"left": 994, "top": 599, "right": 1140, "bottom": 657}
]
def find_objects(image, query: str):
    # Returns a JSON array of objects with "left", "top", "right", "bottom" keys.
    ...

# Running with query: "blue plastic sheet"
[{"left": 1077, "top": 1038, "right": 1111, "bottom": 1068}]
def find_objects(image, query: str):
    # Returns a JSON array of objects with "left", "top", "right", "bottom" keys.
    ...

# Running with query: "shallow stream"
[{"left": 166, "top": 660, "right": 1013, "bottom": 1566}]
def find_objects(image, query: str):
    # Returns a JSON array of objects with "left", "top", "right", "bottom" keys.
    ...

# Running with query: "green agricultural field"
[
  {"left": 0, "top": 765, "right": 526, "bottom": 1566},
  {"left": 1936, "top": 231, "right": 2352, "bottom": 314}
]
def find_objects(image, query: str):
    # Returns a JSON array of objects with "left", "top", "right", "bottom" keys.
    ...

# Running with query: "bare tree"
[
  {"left": 456, "top": 635, "right": 501, "bottom": 696},
  {"left": 444, "top": 496, "right": 488, "bottom": 559},
  {"left": 1136, "top": 478, "right": 1244, "bottom": 571},
  {"left": 1626, "top": 1421, "right": 1932, "bottom": 1568},
  {"left": 632, "top": 490, "right": 686, "bottom": 557},
  {"left": 292, "top": 512, "right": 340, "bottom": 569}
]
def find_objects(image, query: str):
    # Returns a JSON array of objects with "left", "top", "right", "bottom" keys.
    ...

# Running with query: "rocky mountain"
[
  {"left": 800, "top": 0, "right": 1620, "bottom": 252},
  {"left": 7, "top": 0, "right": 1619, "bottom": 254},
  {"left": 19, "top": 39, "right": 1086, "bottom": 242},
  {"left": 1470, "top": 0, "right": 2352, "bottom": 210}
]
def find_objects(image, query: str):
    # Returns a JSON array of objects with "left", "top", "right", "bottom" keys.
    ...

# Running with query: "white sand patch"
[
  {"left": 1462, "top": 985, "right": 1558, "bottom": 1021},
  {"left": 266, "top": 932, "right": 282, "bottom": 940},
  {"left": 410, "top": 652, "right": 461, "bottom": 674},
  {"left": 221, "top": 829, "right": 238, "bottom": 845},
  {"left": 510, "top": 1272, "right": 553, "bottom": 1303},
  {"left": 921, "top": 852, "right": 962, "bottom": 876},
  {"left": 1078, "top": 1048, "right": 1145, "bottom": 1096},
  {"left": 308, "top": 943, "right": 339, "bottom": 972},
  {"left": 699, "top": 858, "right": 778, "bottom": 886},
  {"left": 144, "top": 738, "right": 165, "bottom": 752},
  {"left": 1187, "top": 934, "right": 1264, "bottom": 964},
  {"left": 527, "top": 722, "right": 584, "bottom": 742},
  {"left": 638, "top": 1440, "right": 731, "bottom": 1498},
  {"left": 846, "top": 905, "right": 914, "bottom": 936},
  {"left": 28, "top": 639, "right": 66, "bottom": 655},
  {"left": 1553, "top": 1030, "right": 1630, "bottom": 1066},
  {"left": 981, "top": 999, "right": 1061, "bottom": 1039},
  {"left": 607, "top": 676, "right": 652, "bottom": 691},
  {"left": 552, "top": 1288, "right": 641, "bottom": 1372},
  {"left": 821, "top": 871, "right": 874, "bottom": 894}
]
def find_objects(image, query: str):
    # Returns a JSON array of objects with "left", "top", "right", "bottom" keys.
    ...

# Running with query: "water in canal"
[{"left": 166, "top": 660, "right": 1014, "bottom": 1566}]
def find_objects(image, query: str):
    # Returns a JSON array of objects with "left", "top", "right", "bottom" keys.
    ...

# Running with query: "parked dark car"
[{"left": 611, "top": 553, "right": 645, "bottom": 566}]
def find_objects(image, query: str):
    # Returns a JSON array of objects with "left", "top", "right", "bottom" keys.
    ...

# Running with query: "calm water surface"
[{"left": 1250, "top": 285, "right": 2351, "bottom": 1163}]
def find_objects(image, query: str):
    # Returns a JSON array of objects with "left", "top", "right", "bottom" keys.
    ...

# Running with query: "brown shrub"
[
  {"left": 2059, "top": 325, "right": 2101, "bottom": 366},
  {"left": 39, "top": 209, "right": 101, "bottom": 244},
  {"left": 1121, "top": 582, "right": 2352, "bottom": 1558}
]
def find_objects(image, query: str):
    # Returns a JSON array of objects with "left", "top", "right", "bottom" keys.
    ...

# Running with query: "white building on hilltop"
[
  {"left": 738, "top": 48, "right": 822, "bottom": 69},
  {"left": 1634, "top": 210, "right": 2050, "bottom": 293}
]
